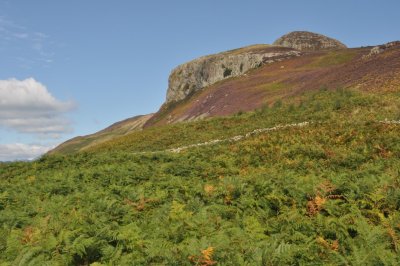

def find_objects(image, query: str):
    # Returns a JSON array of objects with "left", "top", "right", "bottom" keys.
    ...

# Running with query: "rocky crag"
[
  {"left": 363, "top": 41, "right": 400, "bottom": 59},
  {"left": 166, "top": 45, "right": 301, "bottom": 103},
  {"left": 166, "top": 31, "right": 346, "bottom": 104},
  {"left": 273, "top": 31, "right": 347, "bottom": 51}
]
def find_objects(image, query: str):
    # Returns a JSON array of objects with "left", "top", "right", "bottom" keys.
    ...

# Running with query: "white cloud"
[
  {"left": 0, "top": 78, "right": 75, "bottom": 137},
  {"left": 0, "top": 143, "right": 55, "bottom": 161}
]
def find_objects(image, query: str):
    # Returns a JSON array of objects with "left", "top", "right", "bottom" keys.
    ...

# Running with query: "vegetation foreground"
[{"left": 1, "top": 89, "right": 400, "bottom": 265}]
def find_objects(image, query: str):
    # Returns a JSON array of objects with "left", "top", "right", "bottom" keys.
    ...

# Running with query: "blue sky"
[{"left": 0, "top": 0, "right": 399, "bottom": 160}]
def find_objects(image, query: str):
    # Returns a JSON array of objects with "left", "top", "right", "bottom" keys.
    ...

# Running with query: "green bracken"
[{"left": 1, "top": 89, "right": 400, "bottom": 265}]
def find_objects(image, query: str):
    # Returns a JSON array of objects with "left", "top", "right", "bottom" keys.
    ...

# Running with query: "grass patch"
[
  {"left": 261, "top": 82, "right": 286, "bottom": 91},
  {"left": 309, "top": 49, "right": 358, "bottom": 68}
]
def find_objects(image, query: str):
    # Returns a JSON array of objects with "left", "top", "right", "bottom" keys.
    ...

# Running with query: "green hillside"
[
  {"left": 1, "top": 89, "right": 400, "bottom": 265},
  {"left": 49, "top": 114, "right": 153, "bottom": 155}
]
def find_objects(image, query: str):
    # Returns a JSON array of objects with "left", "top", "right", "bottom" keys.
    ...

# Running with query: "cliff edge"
[
  {"left": 166, "top": 45, "right": 301, "bottom": 103},
  {"left": 166, "top": 31, "right": 347, "bottom": 104}
]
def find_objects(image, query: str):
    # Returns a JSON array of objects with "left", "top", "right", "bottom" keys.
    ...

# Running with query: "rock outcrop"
[
  {"left": 166, "top": 45, "right": 301, "bottom": 103},
  {"left": 363, "top": 41, "right": 400, "bottom": 59},
  {"left": 273, "top": 31, "right": 347, "bottom": 51},
  {"left": 165, "top": 31, "right": 348, "bottom": 104}
]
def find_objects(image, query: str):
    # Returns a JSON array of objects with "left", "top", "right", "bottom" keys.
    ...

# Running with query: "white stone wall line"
[
  {"left": 132, "top": 121, "right": 310, "bottom": 155},
  {"left": 168, "top": 121, "right": 310, "bottom": 153},
  {"left": 379, "top": 119, "right": 400, "bottom": 124},
  {"left": 131, "top": 119, "right": 399, "bottom": 155}
]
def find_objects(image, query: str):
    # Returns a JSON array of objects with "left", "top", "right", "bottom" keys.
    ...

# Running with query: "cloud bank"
[
  {"left": 0, "top": 143, "right": 54, "bottom": 161},
  {"left": 0, "top": 78, "right": 75, "bottom": 138}
]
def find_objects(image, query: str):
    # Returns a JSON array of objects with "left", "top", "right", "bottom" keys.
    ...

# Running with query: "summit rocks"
[{"left": 273, "top": 31, "right": 347, "bottom": 51}]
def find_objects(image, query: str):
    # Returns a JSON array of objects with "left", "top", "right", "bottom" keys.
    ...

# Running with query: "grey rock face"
[
  {"left": 166, "top": 45, "right": 301, "bottom": 103},
  {"left": 363, "top": 41, "right": 400, "bottom": 59},
  {"left": 273, "top": 31, "right": 347, "bottom": 51}
]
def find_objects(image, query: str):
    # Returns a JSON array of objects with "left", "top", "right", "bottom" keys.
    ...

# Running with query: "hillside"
[
  {"left": 145, "top": 43, "right": 400, "bottom": 127},
  {"left": 51, "top": 32, "right": 400, "bottom": 154},
  {"left": 273, "top": 31, "right": 347, "bottom": 51},
  {"left": 50, "top": 114, "right": 153, "bottom": 154},
  {"left": 2, "top": 31, "right": 400, "bottom": 265},
  {"left": 2, "top": 89, "right": 400, "bottom": 265}
]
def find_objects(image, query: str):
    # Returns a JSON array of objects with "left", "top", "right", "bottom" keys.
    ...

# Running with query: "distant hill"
[{"left": 50, "top": 114, "right": 153, "bottom": 154}]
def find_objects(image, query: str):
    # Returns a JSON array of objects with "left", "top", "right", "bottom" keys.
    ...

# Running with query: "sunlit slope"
[
  {"left": 87, "top": 89, "right": 400, "bottom": 154},
  {"left": 145, "top": 45, "right": 400, "bottom": 127},
  {"left": 51, "top": 42, "right": 400, "bottom": 155},
  {"left": 50, "top": 114, "right": 153, "bottom": 154},
  {"left": 1, "top": 89, "right": 400, "bottom": 264}
]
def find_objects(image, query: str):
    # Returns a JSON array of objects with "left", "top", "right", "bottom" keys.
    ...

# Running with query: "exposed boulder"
[
  {"left": 363, "top": 41, "right": 400, "bottom": 59},
  {"left": 166, "top": 45, "right": 301, "bottom": 103},
  {"left": 273, "top": 31, "right": 347, "bottom": 51}
]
